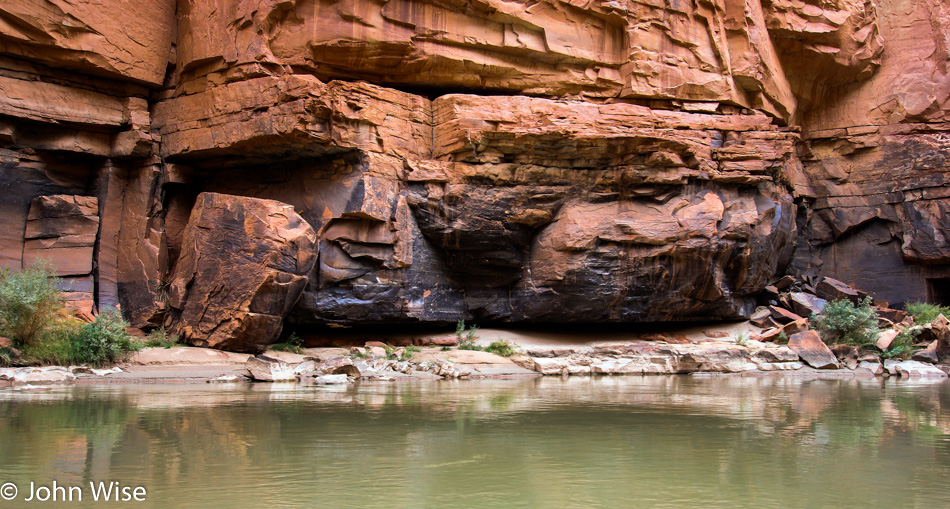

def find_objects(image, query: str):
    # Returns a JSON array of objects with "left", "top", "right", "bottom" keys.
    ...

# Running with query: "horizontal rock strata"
[{"left": 0, "top": 0, "right": 947, "bottom": 351}]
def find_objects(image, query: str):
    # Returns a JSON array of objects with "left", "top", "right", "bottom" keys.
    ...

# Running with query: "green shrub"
[
  {"left": 145, "top": 327, "right": 181, "bottom": 348},
  {"left": 735, "top": 332, "right": 750, "bottom": 347},
  {"left": 904, "top": 301, "right": 950, "bottom": 326},
  {"left": 811, "top": 297, "right": 881, "bottom": 346},
  {"left": 68, "top": 309, "right": 137, "bottom": 367},
  {"left": 0, "top": 346, "right": 13, "bottom": 366},
  {"left": 20, "top": 324, "right": 74, "bottom": 365},
  {"left": 400, "top": 345, "right": 421, "bottom": 361},
  {"left": 484, "top": 340, "right": 516, "bottom": 357},
  {"left": 0, "top": 261, "right": 64, "bottom": 347},
  {"left": 456, "top": 320, "right": 482, "bottom": 350},
  {"left": 880, "top": 327, "right": 921, "bottom": 360},
  {"left": 270, "top": 331, "right": 303, "bottom": 354}
]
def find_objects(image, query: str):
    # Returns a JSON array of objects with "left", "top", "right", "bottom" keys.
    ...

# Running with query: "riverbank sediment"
[{"left": 2, "top": 323, "right": 948, "bottom": 385}]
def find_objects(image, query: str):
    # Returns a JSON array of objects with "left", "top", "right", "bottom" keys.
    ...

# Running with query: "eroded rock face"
[
  {"left": 173, "top": 0, "right": 798, "bottom": 121},
  {"left": 22, "top": 194, "right": 100, "bottom": 317},
  {"left": 789, "top": 0, "right": 950, "bottom": 305},
  {"left": 154, "top": 76, "right": 797, "bottom": 325},
  {"left": 1, "top": 0, "right": 949, "bottom": 349},
  {"left": 0, "top": 0, "right": 175, "bottom": 85},
  {"left": 165, "top": 193, "right": 317, "bottom": 353}
]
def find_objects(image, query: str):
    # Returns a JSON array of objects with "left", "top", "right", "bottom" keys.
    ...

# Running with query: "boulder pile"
[{"left": 748, "top": 274, "right": 950, "bottom": 376}]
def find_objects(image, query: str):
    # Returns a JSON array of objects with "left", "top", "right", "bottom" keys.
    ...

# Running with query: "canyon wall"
[
  {"left": 0, "top": 0, "right": 946, "bottom": 351},
  {"left": 788, "top": 0, "right": 950, "bottom": 305}
]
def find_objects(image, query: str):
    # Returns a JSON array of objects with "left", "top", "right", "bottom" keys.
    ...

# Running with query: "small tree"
[
  {"left": 0, "top": 261, "right": 64, "bottom": 347},
  {"left": 811, "top": 297, "right": 880, "bottom": 346}
]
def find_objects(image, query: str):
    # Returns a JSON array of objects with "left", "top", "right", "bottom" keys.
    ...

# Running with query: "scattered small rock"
[
  {"left": 773, "top": 275, "right": 796, "bottom": 290},
  {"left": 750, "top": 306, "right": 772, "bottom": 326},
  {"left": 245, "top": 356, "right": 298, "bottom": 381},
  {"left": 815, "top": 277, "right": 862, "bottom": 304},
  {"left": 304, "top": 374, "right": 349, "bottom": 385},
  {"left": 770, "top": 305, "right": 804, "bottom": 324},
  {"left": 857, "top": 360, "right": 884, "bottom": 376},
  {"left": 912, "top": 341, "right": 940, "bottom": 364},
  {"left": 789, "top": 292, "right": 827, "bottom": 317},
  {"left": 875, "top": 308, "right": 907, "bottom": 325},
  {"left": 892, "top": 360, "right": 948, "bottom": 378}
]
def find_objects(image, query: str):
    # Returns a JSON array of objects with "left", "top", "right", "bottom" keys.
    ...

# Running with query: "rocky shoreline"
[{"left": 2, "top": 331, "right": 948, "bottom": 386}]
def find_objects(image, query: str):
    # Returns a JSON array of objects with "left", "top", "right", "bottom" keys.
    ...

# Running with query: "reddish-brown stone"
[
  {"left": 0, "top": 0, "right": 948, "bottom": 352},
  {"left": 165, "top": 193, "right": 317, "bottom": 353},
  {"left": 788, "top": 331, "right": 840, "bottom": 370},
  {"left": 770, "top": 306, "right": 805, "bottom": 325}
]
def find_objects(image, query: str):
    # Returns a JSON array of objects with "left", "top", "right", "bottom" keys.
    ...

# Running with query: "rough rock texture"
[
  {"left": 789, "top": 0, "right": 950, "bottom": 305},
  {"left": 788, "top": 331, "right": 840, "bottom": 369},
  {"left": 151, "top": 76, "right": 798, "bottom": 325},
  {"left": 172, "top": 0, "right": 800, "bottom": 121},
  {"left": 527, "top": 341, "right": 803, "bottom": 375},
  {"left": 22, "top": 195, "right": 99, "bottom": 317},
  {"left": 165, "top": 193, "right": 317, "bottom": 353},
  {"left": 0, "top": 0, "right": 175, "bottom": 85},
  {"left": 22, "top": 195, "right": 99, "bottom": 276},
  {"left": 0, "top": 0, "right": 949, "bottom": 350}
]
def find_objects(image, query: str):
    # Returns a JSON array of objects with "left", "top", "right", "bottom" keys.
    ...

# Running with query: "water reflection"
[{"left": 1, "top": 378, "right": 949, "bottom": 508}]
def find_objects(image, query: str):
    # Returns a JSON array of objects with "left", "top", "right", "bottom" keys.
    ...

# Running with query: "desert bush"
[
  {"left": 0, "top": 346, "right": 13, "bottom": 366},
  {"left": 400, "top": 345, "right": 421, "bottom": 361},
  {"left": 904, "top": 301, "right": 950, "bottom": 326},
  {"left": 0, "top": 261, "right": 63, "bottom": 347},
  {"left": 270, "top": 331, "right": 303, "bottom": 354},
  {"left": 68, "top": 309, "right": 138, "bottom": 367},
  {"left": 20, "top": 323, "right": 75, "bottom": 365},
  {"left": 484, "top": 340, "right": 516, "bottom": 357},
  {"left": 880, "top": 327, "right": 921, "bottom": 360},
  {"left": 145, "top": 327, "right": 181, "bottom": 348},
  {"left": 456, "top": 320, "right": 481, "bottom": 350},
  {"left": 811, "top": 297, "right": 880, "bottom": 346}
]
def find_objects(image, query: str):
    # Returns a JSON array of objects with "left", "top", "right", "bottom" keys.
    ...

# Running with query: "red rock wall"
[
  {"left": 0, "top": 0, "right": 947, "bottom": 350},
  {"left": 789, "top": 0, "right": 950, "bottom": 305}
]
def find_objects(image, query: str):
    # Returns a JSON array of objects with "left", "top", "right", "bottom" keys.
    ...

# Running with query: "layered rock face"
[
  {"left": 0, "top": 0, "right": 948, "bottom": 351},
  {"left": 151, "top": 77, "right": 798, "bottom": 326},
  {"left": 789, "top": 0, "right": 950, "bottom": 304}
]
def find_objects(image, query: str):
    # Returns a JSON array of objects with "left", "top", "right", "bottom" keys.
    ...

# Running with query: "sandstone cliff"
[{"left": 0, "top": 0, "right": 947, "bottom": 352}]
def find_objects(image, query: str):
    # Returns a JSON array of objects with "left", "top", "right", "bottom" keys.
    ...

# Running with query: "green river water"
[{"left": 1, "top": 376, "right": 950, "bottom": 508}]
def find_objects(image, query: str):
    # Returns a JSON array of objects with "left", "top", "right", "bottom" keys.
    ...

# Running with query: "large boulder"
[
  {"left": 166, "top": 193, "right": 317, "bottom": 353},
  {"left": 788, "top": 331, "right": 840, "bottom": 370}
]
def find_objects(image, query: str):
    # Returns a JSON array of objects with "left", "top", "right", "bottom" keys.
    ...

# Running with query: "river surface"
[{"left": 2, "top": 377, "right": 950, "bottom": 508}]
